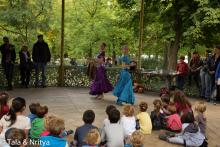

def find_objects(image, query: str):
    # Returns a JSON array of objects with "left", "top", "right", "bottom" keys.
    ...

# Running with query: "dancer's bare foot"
[
  {"left": 97, "top": 94, "right": 104, "bottom": 100},
  {"left": 91, "top": 95, "right": 99, "bottom": 99}
]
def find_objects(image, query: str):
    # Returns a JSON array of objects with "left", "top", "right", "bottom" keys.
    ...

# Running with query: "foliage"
[
  {"left": 0, "top": 0, "right": 219, "bottom": 67},
  {"left": 0, "top": 0, "right": 52, "bottom": 50}
]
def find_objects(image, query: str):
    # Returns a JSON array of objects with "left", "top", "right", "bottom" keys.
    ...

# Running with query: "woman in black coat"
[{"left": 19, "top": 45, "right": 32, "bottom": 88}]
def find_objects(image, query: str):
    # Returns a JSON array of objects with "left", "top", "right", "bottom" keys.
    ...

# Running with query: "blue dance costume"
[{"left": 113, "top": 55, "right": 135, "bottom": 105}]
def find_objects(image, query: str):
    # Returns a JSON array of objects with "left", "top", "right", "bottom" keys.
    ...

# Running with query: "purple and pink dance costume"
[{"left": 89, "top": 51, "right": 113, "bottom": 95}]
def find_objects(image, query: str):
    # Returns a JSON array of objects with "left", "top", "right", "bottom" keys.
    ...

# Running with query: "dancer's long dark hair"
[{"left": 6, "top": 97, "right": 26, "bottom": 127}]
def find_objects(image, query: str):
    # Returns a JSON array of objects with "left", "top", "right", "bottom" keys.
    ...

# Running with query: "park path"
[{"left": 8, "top": 87, "right": 220, "bottom": 147}]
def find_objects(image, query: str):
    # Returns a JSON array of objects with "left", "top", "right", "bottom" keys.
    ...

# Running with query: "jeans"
[
  {"left": 176, "top": 75, "right": 186, "bottom": 90},
  {"left": 3, "top": 63, "right": 14, "bottom": 88},
  {"left": 35, "top": 62, "right": 46, "bottom": 86},
  {"left": 188, "top": 72, "right": 201, "bottom": 91},
  {"left": 217, "top": 85, "right": 220, "bottom": 102},
  {"left": 200, "top": 71, "right": 211, "bottom": 99}
]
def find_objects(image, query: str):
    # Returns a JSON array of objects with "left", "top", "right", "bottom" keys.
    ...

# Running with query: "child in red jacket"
[{"left": 176, "top": 56, "right": 188, "bottom": 90}]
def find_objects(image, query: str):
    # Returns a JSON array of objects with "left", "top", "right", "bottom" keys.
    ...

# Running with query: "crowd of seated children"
[
  {"left": 0, "top": 97, "right": 31, "bottom": 146},
  {"left": 136, "top": 102, "right": 152, "bottom": 134},
  {"left": 101, "top": 108, "right": 124, "bottom": 147},
  {"left": 150, "top": 99, "right": 166, "bottom": 130},
  {"left": 40, "top": 116, "right": 68, "bottom": 147},
  {"left": 0, "top": 89, "right": 209, "bottom": 147},
  {"left": 74, "top": 110, "right": 97, "bottom": 147},
  {"left": 5, "top": 128, "right": 26, "bottom": 147},
  {"left": 159, "top": 112, "right": 207, "bottom": 147},
  {"left": 30, "top": 105, "right": 48, "bottom": 139},
  {"left": 0, "top": 92, "right": 10, "bottom": 119}
]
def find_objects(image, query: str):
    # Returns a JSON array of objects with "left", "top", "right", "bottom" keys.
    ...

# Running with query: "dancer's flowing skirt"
[
  {"left": 89, "top": 66, "right": 113, "bottom": 95},
  {"left": 113, "top": 69, "right": 135, "bottom": 104}
]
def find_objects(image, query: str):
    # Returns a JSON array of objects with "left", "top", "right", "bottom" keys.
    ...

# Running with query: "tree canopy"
[{"left": 0, "top": 0, "right": 219, "bottom": 69}]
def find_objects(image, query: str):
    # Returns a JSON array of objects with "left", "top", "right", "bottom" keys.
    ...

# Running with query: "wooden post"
[
  {"left": 58, "top": 0, "right": 65, "bottom": 86},
  {"left": 138, "top": 0, "right": 144, "bottom": 69}
]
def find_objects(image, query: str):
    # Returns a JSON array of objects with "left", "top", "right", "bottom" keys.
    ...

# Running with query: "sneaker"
[
  {"left": 165, "top": 131, "right": 175, "bottom": 137},
  {"left": 159, "top": 134, "right": 169, "bottom": 141}
]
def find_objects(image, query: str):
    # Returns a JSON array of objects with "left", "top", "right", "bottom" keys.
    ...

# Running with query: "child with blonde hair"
[
  {"left": 130, "top": 131, "right": 144, "bottom": 147},
  {"left": 125, "top": 130, "right": 144, "bottom": 147},
  {"left": 40, "top": 115, "right": 57, "bottom": 136},
  {"left": 40, "top": 117, "right": 68, "bottom": 147},
  {"left": 121, "top": 105, "right": 136, "bottom": 137},
  {"left": 194, "top": 101, "right": 207, "bottom": 136},
  {"left": 83, "top": 129, "right": 100, "bottom": 147},
  {"left": 136, "top": 102, "right": 152, "bottom": 134}
]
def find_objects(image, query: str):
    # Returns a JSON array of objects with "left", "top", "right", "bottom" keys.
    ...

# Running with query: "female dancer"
[
  {"left": 89, "top": 43, "right": 113, "bottom": 99},
  {"left": 113, "top": 45, "right": 135, "bottom": 105}
]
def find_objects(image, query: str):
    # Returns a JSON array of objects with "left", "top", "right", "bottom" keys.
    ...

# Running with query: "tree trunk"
[
  {"left": 167, "top": 15, "right": 182, "bottom": 71},
  {"left": 137, "top": 0, "right": 144, "bottom": 69},
  {"left": 58, "top": 0, "right": 65, "bottom": 87},
  {"left": 88, "top": 47, "right": 92, "bottom": 59},
  {"left": 163, "top": 42, "right": 170, "bottom": 70}
]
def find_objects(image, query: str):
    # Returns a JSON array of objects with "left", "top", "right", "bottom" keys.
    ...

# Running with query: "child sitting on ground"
[
  {"left": 101, "top": 108, "right": 124, "bottom": 147},
  {"left": 136, "top": 102, "right": 152, "bottom": 134},
  {"left": 0, "top": 92, "right": 10, "bottom": 119},
  {"left": 121, "top": 105, "right": 136, "bottom": 138},
  {"left": 160, "top": 94, "right": 171, "bottom": 115},
  {"left": 74, "top": 110, "right": 97, "bottom": 146},
  {"left": 150, "top": 99, "right": 166, "bottom": 130},
  {"left": 28, "top": 103, "right": 40, "bottom": 123},
  {"left": 166, "top": 103, "right": 182, "bottom": 132},
  {"left": 40, "top": 116, "right": 68, "bottom": 147},
  {"left": 159, "top": 112, "right": 206, "bottom": 147},
  {"left": 5, "top": 128, "right": 26, "bottom": 147},
  {"left": 41, "top": 115, "right": 56, "bottom": 137},
  {"left": 30, "top": 105, "right": 48, "bottom": 139},
  {"left": 194, "top": 101, "right": 207, "bottom": 136},
  {"left": 125, "top": 130, "right": 144, "bottom": 147},
  {"left": 83, "top": 129, "right": 100, "bottom": 147},
  {"left": 133, "top": 80, "right": 144, "bottom": 93},
  {"left": 102, "top": 105, "right": 117, "bottom": 128},
  {"left": 41, "top": 115, "right": 74, "bottom": 139}
]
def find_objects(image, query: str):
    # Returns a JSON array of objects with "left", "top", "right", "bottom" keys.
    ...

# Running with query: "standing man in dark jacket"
[
  {"left": 32, "top": 35, "right": 51, "bottom": 88},
  {"left": 0, "top": 37, "right": 16, "bottom": 90}
]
